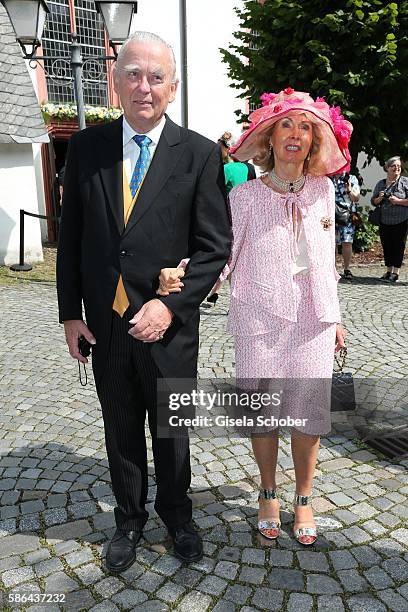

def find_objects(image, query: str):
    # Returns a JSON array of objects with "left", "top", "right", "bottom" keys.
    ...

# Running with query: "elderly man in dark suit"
[{"left": 57, "top": 31, "right": 230, "bottom": 572}]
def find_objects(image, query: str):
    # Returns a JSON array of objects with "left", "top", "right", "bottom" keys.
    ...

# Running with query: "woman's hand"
[
  {"left": 156, "top": 268, "right": 185, "bottom": 296},
  {"left": 335, "top": 323, "right": 346, "bottom": 353},
  {"left": 388, "top": 195, "right": 400, "bottom": 206}
]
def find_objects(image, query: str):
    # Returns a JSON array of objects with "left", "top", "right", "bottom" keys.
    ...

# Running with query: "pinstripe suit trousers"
[{"left": 95, "top": 310, "right": 192, "bottom": 531}]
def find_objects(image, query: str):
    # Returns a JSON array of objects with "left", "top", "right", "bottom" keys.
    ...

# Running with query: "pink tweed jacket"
[{"left": 226, "top": 175, "right": 341, "bottom": 336}]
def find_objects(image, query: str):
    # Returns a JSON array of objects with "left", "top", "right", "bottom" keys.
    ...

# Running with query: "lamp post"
[{"left": 1, "top": 0, "right": 137, "bottom": 130}]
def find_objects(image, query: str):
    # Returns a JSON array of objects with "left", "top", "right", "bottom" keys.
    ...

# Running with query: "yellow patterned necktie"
[{"left": 112, "top": 136, "right": 151, "bottom": 316}]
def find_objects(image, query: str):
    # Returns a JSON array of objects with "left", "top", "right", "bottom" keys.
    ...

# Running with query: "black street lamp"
[{"left": 1, "top": 0, "right": 138, "bottom": 130}]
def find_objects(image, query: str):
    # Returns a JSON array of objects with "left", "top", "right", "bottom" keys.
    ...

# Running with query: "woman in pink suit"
[{"left": 158, "top": 88, "right": 351, "bottom": 546}]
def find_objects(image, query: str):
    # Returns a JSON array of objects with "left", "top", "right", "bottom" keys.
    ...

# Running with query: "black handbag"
[
  {"left": 331, "top": 347, "right": 356, "bottom": 412},
  {"left": 368, "top": 205, "right": 381, "bottom": 226},
  {"left": 335, "top": 201, "right": 351, "bottom": 226}
]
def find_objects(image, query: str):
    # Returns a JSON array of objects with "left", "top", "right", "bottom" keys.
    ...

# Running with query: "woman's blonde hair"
[{"left": 253, "top": 112, "right": 321, "bottom": 174}]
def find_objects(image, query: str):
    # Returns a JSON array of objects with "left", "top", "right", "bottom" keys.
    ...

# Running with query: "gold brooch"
[{"left": 320, "top": 216, "right": 333, "bottom": 230}]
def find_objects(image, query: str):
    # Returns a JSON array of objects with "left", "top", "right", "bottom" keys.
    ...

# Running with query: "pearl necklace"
[{"left": 268, "top": 169, "right": 306, "bottom": 193}]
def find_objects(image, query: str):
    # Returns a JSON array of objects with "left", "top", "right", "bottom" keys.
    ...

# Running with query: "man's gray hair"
[
  {"left": 384, "top": 156, "right": 401, "bottom": 169},
  {"left": 116, "top": 31, "right": 177, "bottom": 82}
]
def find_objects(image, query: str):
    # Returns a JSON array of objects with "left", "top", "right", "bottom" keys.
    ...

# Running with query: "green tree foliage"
[{"left": 220, "top": 0, "right": 408, "bottom": 168}]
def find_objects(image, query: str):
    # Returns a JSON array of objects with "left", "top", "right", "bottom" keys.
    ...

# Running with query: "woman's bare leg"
[
  {"left": 291, "top": 431, "right": 320, "bottom": 543},
  {"left": 251, "top": 432, "right": 280, "bottom": 522}
]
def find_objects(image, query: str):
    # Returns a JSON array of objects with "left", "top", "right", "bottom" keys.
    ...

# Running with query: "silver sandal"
[
  {"left": 258, "top": 488, "right": 281, "bottom": 540},
  {"left": 293, "top": 493, "right": 317, "bottom": 546}
]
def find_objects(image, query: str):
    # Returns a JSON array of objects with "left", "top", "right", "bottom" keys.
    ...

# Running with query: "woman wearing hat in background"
[
  {"left": 371, "top": 156, "right": 408, "bottom": 283},
  {"left": 158, "top": 88, "right": 350, "bottom": 546}
]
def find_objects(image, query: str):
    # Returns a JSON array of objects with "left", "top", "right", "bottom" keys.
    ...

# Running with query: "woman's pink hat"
[{"left": 230, "top": 87, "right": 353, "bottom": 176}]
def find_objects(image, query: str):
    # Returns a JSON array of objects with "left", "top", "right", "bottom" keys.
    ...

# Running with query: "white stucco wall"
[
  {"left": 357, "top": 153, "right": 384, "bottom": 208},
  {"left": 132, "top": 0, "right": 246, "bottom": 142},
  {"left": 0, "top": 144, "right": 43, "bottom": 265}
]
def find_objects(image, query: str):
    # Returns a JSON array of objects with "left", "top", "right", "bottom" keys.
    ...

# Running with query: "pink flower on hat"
[
  {"left": 284, "top": 87, "right": 294, "bottom": 95},
  {"left": 273, "top": 103, "right": 283, "bottom": 113},
  {"left": 260, "top": 92, "right": 277, "bottom": 107},
  {"left": 316, "top": 96, "right": 326, "bottom": 103}
]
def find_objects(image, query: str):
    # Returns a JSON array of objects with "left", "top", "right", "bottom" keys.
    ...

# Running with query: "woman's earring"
[{"left": 269, "top": 143, "right": 273, "bottom": 154}]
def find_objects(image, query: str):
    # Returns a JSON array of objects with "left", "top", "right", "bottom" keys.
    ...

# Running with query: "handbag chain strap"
[{"left": 333, "top": 346, "right": 347, "bottom": 373}]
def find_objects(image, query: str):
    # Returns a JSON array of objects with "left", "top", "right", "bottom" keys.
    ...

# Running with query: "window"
[{"left": 41, "top": 0, "right": 108, "bottom": 106}]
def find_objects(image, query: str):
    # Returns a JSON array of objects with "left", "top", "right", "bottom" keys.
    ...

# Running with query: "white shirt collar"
[{"left": 122, "top": 115, "right": 166, "bottom": 147}]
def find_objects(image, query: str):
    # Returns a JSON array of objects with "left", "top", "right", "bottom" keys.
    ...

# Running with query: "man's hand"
[
  {"left": 335, "top": 323, "right": 346, "bottom": 353},
  {"left": 129, "top": 299, "right": 173, "bottom": 342},
  {"left": 64, "top": 320, "right": 96, "bottom": 364}
]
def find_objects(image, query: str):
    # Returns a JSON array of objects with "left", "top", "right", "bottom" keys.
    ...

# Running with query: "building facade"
[{"left": 32, "top": 0, "right": 247, "bottom": 241}]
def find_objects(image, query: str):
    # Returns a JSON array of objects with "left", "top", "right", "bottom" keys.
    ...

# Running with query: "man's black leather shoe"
[
  {"left": 169, "top": 522, "right": 203, "bottom": 563},
  {"left": 105, "top": 528, "right": 142, "bottom": 573}
]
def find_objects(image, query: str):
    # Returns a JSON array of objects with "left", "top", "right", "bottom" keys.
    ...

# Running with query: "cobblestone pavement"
[{"left": 0, "top": 266, "right": 407, "bottom": 611}]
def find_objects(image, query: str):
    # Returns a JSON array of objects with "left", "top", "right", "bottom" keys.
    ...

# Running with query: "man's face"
[{"left": 113, "top": 41, "right": 178, "bottom": 132}]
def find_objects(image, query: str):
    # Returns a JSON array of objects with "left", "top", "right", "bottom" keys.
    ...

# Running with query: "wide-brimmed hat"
[{"left": 230, "top": 88, "right": 353, "bottom": 176}]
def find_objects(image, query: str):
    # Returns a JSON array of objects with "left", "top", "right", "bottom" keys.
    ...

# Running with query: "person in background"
[
  {"left": 332, "top": 172, "right": 360, "bottom": 279},
  {"left": 58, "top": 166, "right": 65, "bottom": 203},
  {"left": 218, "top": 132, "right": 255, "bottom": 194},
  {"left": 371, "top": 156, "right": 408, "bottom": 282}
]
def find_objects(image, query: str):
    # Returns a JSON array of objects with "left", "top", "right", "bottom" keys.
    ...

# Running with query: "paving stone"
[
  {"left": 45, "top": 571, "right": 79, "bottom": 593},
  {"left": 329, "top": 550, "right": 358, "bottom": 570},
  {"left": 371, "top": 538, "right": 405, "bottom": 558},
  {"left": 342, "top": 526, "right": 371, "bottom": 544},
  {"left": 377, "top": 588, "right": 408, "bottom": 611},
  {"left": 382, "top": 557, "right": 408, "bottom": 581},
  {"left": 317, "top": 595, "right": 345, "bottom": 611},
  {"left": 112, "top": 588, "right": 148, "bottom": 609},
  {"left": 62, "top": 589, "right": 96, "bottom": 611},
  {"left": 239, "top": 565, "right": 266, "bottom": 585},
  {"left": 25, "top": 549, "right": 51, "bottom": 565},
  {"left": 306, "top": 574, "right": 342, "bottom": 594},
  {"left": 34, "top": 557, "right": 64, "bottom": 577},
  {"left": 89, "top": 603, "right": 120, "bottom": 612},
  {"left": 19, "top": 513, "right": 41, "bottom": 531},
  {"left": 211, "top": 600, "right": 236, "bottom": 612},
  {"left": 54, "top": 540, "right": 82, "bottom": 556},
  {"left": 64, "top": 548, "right": 94, "bottom": 568},
  {"left": 364, "top": 565, "right": 394, "bottom": 589},
  {"left": 218, "top": 546, "right": 241, "bottom": 562},
  {"left": 20, "top": 500, "right": 44, "bottom": 514},
  {"left": 151, "top": 554, "right": 182, "bottom": 576},
  {"left": 177, "top": 590, "right": 212, "bottom": 612},
  {"left": 199, "top": 575, "right": 228, "bottom": 595},
  {"left": 119, "top": 562, "right": 144, "bottom": 583},
  {"left": 297, "top": 551, "right": 329, "bottom": 573},
  {"left": 224, "top": 584, "right": 253, "bottom": 605},
  {"left": 319, "top": 458, "right": 354, "bottom": 471},
  {"left": 44, "top": 508, "right": 68, "bottom": 527},
  {"left": 327, "top": 492, "right": 355, "bottom": 507},
  {"left": 74, "top": 563, "right": 105, "bottom": 585},
  {"left": 287, "top": 593, "right": 313, "bottom": 611},
  {"left": 0, "top": 518, "right": 17, "bottom": 537},
  {"left": 45, "top": 519, "right": 92, "bottom": 542},
  {"left": 134, "top": 571, "right": 166, "bottom": 593},
  {"left": 241, "top": 548, "right": 265, "bottom": 566},
  {"left": 251, "top": 587, "right": 283, "bottom": 610},
  {"left": 94, "top": 576, "right": 123, "bottom": 598},
  {"left": 156, "top": 581, "right": 186, "bottom": 603},
  {"left": 390, "top": 528, "right": 408, "bottom": 546},
  {"left": 173, "top": 566, "right": 202, "bottom": 588},
  {"left": 337, "top": 569, "right": 369, "bottom": 593},
  {"left": 2, "top": 566, "right": 35, "bottom": 587},
  {"left": 214, "top": 560, "right": 239, "bottom": 580},
  {"left": 269, "top": 550, "right": 294, "bottom": 567},
  {"left": 268, "top": 568, "right": 304, "bottom": 591},
  {"left": 346, "top": 595, "right": 387, "bottom": 612}
]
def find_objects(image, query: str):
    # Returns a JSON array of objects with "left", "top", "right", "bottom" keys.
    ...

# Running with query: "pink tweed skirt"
[{"left": 233, "top": 273, "right": 336, "bottom": 436}]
